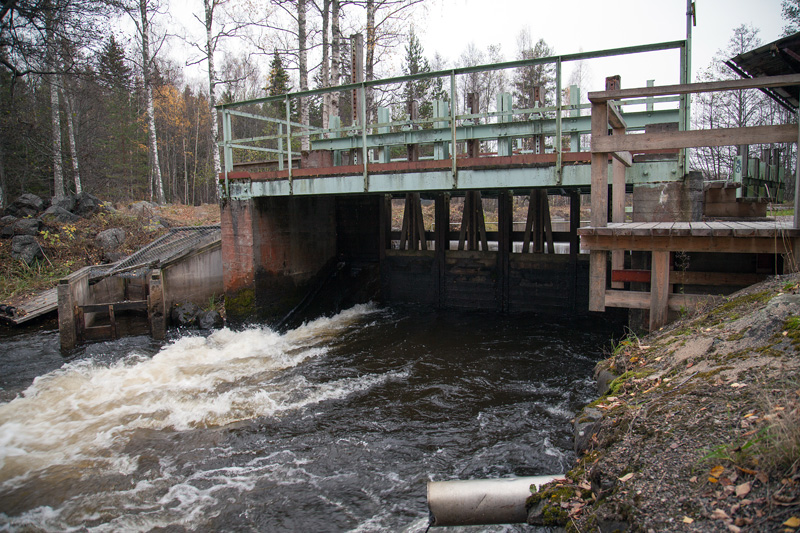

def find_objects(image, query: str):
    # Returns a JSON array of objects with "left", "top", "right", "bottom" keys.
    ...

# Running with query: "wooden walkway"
[{"left": 0, "top": 288, "right": 58, "bottom": 325}]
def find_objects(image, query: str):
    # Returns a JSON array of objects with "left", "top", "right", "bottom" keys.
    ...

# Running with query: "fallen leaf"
[
  {"left": 712, "top": 508, "right": 731, "bottom": 520},
  {"left": 756, "top": 472, "right": 769, "bottom": 484},
  {"left": 736, "top": 466, "right": 758, "bottom": 475},
  {"left": 727, "top": 524, "right": 741, "bottom": 533},
  {"left": 711, "top": 466, "right": 725, "bottom": 478},
  {"left": 578, "top": 481, "right": 591, "bottom": 491},
  {"left": 730, "top": 382, "right": 747, "bottom": 388},
  {"left": 682, "top": 516, "right": 694, "bottom": 524},
  {"left": 743, "top": 412, "right": 756, "bottom": 419},
  {"left": 736, "top": 482, "right": 751, "bottom": 498},
  {"left": 783, "top": 516, "right": 800, "bottom": 528},
  {"left": 619, "top": 473, "right": 634, "bottom": 482},
  {"left": 605, "top": 396, "right": 618, "bottom": 402},
  {"left": 709, "top": 476, "right": 719, "bottom": 484},
  {"left": 689, "top": 476, "right": 698, "bottom": 483}
]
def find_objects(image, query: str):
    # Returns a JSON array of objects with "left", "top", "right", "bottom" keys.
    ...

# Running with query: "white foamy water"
[{"left": 0, "top": 304, "right": 381, "bottom": 488}]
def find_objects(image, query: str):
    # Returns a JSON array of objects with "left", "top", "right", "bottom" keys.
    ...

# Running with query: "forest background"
[{"left": 1, "top": 0, "right": 799, "bottom": 210}]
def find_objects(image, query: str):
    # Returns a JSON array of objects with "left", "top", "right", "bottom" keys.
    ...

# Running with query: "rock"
[
  {"left": 0, "top": 215, "right": 17, "bottom": 238},
  {"left": 590, "top": 465, "right": 617, "bottom": 501},
  {"left": 11, "top": 235, "right": 43, "bottom": 265},
  {"left": 42, "top": 205, "right": 80, "bottom": 223},
  {"left": 12, "top": 217, "right": 42, "bottom": 236},
  {"left": 5, "top": 193, "right": 45, "bottom": 218},
  {"left": 52, "top": 195, "right": 76, "bottom": 213},
  {"left": 74, "top": 191, "right": 102, "bottom": 216},
  {"left": 197, "top": 310, "right": 223, "bottom": 329},
  {"left": 103, "top": 252, "right": 126, "bottom": 264},
  {"left": 595, "top": 366, "right": 619, "bottom": 396},
  {"left": 129, "top": 201, "right": 157, "bottom": 216},
  {"left": 574, "top": 407, "right": 603, "bottom": 453},
  {"left": 95, "top": 228, "right": 126, "bottom": 252},
  {"left": 171, "top": 302, "right": 201, "bottom": 327}
]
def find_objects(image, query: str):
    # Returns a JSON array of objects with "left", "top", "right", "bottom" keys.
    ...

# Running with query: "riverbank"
[
  {"left": 0, "top": 200, "right": 219, "bottom": 308},
  {"left": 529, "top": 273, "right": 800, "bottom": 532}
]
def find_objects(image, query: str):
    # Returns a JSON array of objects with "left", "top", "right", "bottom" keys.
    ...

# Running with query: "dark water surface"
[{"left": 0, "top": 305, "right": 619, "bottom": 532}]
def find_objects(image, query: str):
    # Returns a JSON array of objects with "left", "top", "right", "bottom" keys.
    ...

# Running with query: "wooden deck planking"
[{"left": 1, "top": 288, "right": 58, "bottom": 325}]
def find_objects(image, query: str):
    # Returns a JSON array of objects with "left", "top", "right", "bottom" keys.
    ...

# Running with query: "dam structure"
[{"left": 217, "top": 36, "right": 800, "bottom": 329}]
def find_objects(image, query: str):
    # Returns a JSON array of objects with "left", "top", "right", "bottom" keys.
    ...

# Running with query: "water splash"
[{"left": 0, "top": 304, "right": 380, "bottom": 487}]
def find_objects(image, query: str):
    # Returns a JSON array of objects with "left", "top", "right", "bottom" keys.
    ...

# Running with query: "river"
[{"left": 0, "top": 304, "right": 619, "bottom": 532}]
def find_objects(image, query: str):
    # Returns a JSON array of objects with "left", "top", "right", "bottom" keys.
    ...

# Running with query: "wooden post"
[
  {"left": 435, "top": 193, "right": 449, "bottom": 308},
  {"left": 795, "top": 108, "right": 800, "bottom": 230},
  {"left": 589, "top": 100, "right": 609, "bottom": 312},
  {"left": 610, "top": 76, "right": 626, "bottom": 288},
  {"left": 569, "top": 190, "right": 580, "bottom": 311},
  {"left": 57, "top": 278, "right": 77, "bottom": 351},
  {"left": 497, "top": 191, "right": 512, "bottom": 312},
  {"left": 649, "top": 251, "right": 670, "bottom": 330},
  {"left": 148, "top": 269, "right": 166, "bottom": 340}
]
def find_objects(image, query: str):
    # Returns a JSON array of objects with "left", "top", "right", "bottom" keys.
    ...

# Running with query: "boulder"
[
  {"left": 5, "top": 193, "right": 45, "bottom": 218},
  {"left": 52, "top": 195, "right": 77, "bottom": 213},
  {"left": 95, "top": 228, "right": 126, "bottom": 252},
  {"left": 42, "top": 205, "right": 80, "bottom": 223},
  {"left": 574, "top": 407, "right": 603, "bottom": 453},
  {"left": 74, "top": 192, "right": 102, "bottom": 216},
  {"left": 11, "top": 235, "right": 43, "bottom": 265},
  {"left": 12, "top": 217, "right": 42, "bottom": 236},
  {"left": 129, "top": 201, "right": 157, "bottom": 216},
  {"left": 0, "top": 215, "right": 17, "bottom": 238},
  {"left": 197, "top": 310, "right": 223, "bottom": 329},
  {"left": 171, "top": 302, "right": 201, "bottom": 327}
]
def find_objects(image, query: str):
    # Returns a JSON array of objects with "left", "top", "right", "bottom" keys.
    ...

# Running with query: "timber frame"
[{"left": 581, "top": 74, "right": 800, "bottom": 331}]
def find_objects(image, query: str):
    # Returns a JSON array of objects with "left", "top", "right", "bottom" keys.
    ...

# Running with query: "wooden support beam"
[
  {"left": 542, "top": 192, "right": 554, "bottom": 254},
  {"left": 588, "top": 73, "right": 800, "bottom": 102},
  {"left": 610, "top": 151, "right": 633, "bottom": 167},
  {"left": 605, "top": 290, "right": 720, "bottom": 311},
  {"left": 435, "top": 193, "right": 449, "bottom": 308},
  {"left": 589, "top": 250, "right": 607, "bottom": 312},
  {"left": 607, "top": 101, "right": 627, "bottom": 130},
  {"left": 522, "top": 190, "right": 535, "bottom": 253},
  {"left": 592, "top": 124, "right": 797, "bottom": 153},
  {"left": 649, "top": 251, "right": 670, "bottom": 330},
  {"left": 590, "top": 103, "right": 609, "bottom": 227},
  {"left": 612, "top": 269, "right": 767, "bottom": 286},
  {"left": 579, "top": 233, "right": 797, "bottom": 254}
]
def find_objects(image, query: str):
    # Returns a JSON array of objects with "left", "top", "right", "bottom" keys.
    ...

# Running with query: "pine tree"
[
  {"left": 97, "top": 35, "right": 131, "bottom": 91},
  {"left": 513, "top": 37, "right": 555, "bottom": 110},
  {"left": 266, "top": 51, "right": 291, "bottom": 118},
  {"left": 402, "top": 29, "right": 432, "bottom": 119}
]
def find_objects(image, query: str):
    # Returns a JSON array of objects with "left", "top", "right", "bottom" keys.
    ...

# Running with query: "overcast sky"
[{"left": 415, "top": 0, "right": 785, "bottom": 91}]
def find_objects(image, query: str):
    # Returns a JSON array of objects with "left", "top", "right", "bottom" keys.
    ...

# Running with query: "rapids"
[{"left": 0, "top": 304, "right": 618, "bottom": 532}]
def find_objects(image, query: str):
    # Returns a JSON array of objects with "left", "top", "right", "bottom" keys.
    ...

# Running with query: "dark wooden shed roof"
[{"left": 727, "top": 32, "right": 800, "bottom": 111}]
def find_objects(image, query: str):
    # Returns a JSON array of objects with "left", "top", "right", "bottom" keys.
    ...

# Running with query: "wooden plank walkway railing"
[{"left": 584, "top": 74, "right": 800, "bottom": 330}]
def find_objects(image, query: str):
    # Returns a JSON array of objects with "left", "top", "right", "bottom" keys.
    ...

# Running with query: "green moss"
[
  {"left": 783, "top": 315, "right": 800, "bottom": 348},
  {"left": 224, "top": 288, "right": 255, "bottom": 320},
  {"left": 607, "top": 369, "right": 655, "bottom": 396},
  {"left": 700, "top": 290, "right": 776, "bottom": 327}
]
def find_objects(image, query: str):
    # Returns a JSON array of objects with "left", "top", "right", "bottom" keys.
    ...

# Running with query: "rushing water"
[{"left": 0, "top": 305, "right": 619, "bottom": 532}]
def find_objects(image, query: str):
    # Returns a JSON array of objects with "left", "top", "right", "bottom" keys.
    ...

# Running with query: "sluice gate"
[{"left": 217, "top": 35, "right": 800, "bottom": 329}]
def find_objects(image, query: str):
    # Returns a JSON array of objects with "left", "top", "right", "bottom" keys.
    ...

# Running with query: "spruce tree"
[{"left": 402, "top": 29, "right": 432, "bottom": 120}]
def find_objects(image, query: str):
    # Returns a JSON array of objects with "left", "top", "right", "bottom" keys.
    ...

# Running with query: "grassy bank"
[{"left": 529, "top": 274, "right": 800, "bottom": 532}]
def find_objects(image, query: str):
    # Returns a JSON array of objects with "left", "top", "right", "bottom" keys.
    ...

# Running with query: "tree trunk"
[
  {"left": 321, "top": 0, "right": 330, "bottom": 129},
  {"left": 61, "top": 85, "right": 82, "bottom": 194},
  {"left": 47, "top": 12, "right": 65, "bottom": 200},
  {"left": 50, "top": 76, "right": 65, "bottom": 200},
  {"left": 204, "top": 0, "right": 221, "bottom": 199},
  {"left": 298, "top": 0, "right": 309, "bottom": 151},
  {"left": 330, "top": 0, "right": 340, "bottom": 119},
  {"left": 140, "top": 0, "right": 165, "bottom": 204},
  {"left": 365, "top": 0, "right": 375, "bottom": 122}
]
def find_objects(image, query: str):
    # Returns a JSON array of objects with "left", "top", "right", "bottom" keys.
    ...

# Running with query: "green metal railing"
[{"left": 216, "top": 39, "right": 688, "bottom": 197}]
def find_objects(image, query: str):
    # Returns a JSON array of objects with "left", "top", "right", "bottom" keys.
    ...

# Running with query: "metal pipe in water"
[{"left": 426, "top": 475, "right": 562, "bottom": 527}]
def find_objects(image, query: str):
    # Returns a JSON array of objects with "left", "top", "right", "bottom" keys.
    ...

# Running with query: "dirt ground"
[{"left": 529, "top": 274, "right": 800, "bottom": 532}]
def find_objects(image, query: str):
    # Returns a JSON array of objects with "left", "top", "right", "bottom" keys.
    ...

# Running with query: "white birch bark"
[
  {"left": 139, "top": 0, "right": 165, "bottom": 204},
  {"left": 204, "top": 0, "right": 222, "bottom": 199},
  {"left": 61, "top": 85, "right": 82, "bottom": 194},
  {"left": 298, "top": 0, "right": 309, "bottom": 151}
]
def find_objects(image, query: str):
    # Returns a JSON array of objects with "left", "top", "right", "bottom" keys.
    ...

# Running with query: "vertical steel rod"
[
  {"left": 555, "top": 57, "right": 563, "bottom": 185},
  {"left": 285, "top": 96, "right": 293, "bottom": 194},
  {"left": 450, "top": 70, "right": 457, "bottom": 188},
  {"left": 361, "top": 84, "right": 368, "bottom": 191}
]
